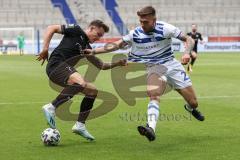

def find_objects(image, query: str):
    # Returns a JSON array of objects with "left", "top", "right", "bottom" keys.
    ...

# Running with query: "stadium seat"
[{"left": 0, "top": 0, "right": 239, "bottom": 36}]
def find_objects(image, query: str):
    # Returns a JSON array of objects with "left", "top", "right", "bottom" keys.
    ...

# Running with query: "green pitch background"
[{"left": 0, "top": 53, "right": 239, "bottom": 160}]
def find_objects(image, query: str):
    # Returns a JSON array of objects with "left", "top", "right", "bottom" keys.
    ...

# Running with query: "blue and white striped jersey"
[{"left": 122, "top": 21, "right": 182, "bottom": 64}]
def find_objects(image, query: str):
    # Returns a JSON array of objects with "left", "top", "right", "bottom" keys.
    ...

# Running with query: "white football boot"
[
  {"left": 42, "top": 103, "right": 56, "bottom": 129},
  {"left": 72, "top": 122, "right": 95, "bottom": 141}
]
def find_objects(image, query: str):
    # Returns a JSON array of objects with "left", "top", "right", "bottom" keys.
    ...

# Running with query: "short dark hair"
[
  {"left": 137, "top": 6, "right": 156, "bottom": 17},
  {"left": 89, "top": 20, "right": 109, "bottom": 33}
]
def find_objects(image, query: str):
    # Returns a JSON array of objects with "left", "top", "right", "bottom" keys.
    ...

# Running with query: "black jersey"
[
  {"left": 49, "top": 24, "right": 91, "bottom": 64},
  {"left": 187, "top": 32, "right": 203, "bottom": 51}
]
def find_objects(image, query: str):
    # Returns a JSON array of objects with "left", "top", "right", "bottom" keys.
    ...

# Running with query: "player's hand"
[
  {"left": 181, "top": 53, "right": 190, "bottom": 65},
  {"left": 36, "top": 49, "right": 48, "bottom": 65},
  {"left": 83, "top": 49, "right": 94, "bottom": 55},
  {"left": 117, "top": 59, "right": 127, "bottom": 66}
]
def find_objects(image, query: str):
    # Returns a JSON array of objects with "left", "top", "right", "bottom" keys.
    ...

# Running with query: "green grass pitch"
[{"left": 0, "top": 53, "right": 239, "bottom": 160}]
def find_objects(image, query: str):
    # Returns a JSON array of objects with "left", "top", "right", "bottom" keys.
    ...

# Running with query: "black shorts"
[{"left": 46, "top": 57, "right": 77, "bottom": 87}]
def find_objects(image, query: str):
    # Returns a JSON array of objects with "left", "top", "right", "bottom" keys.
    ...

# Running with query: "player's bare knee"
[
  {"left": 67, "top": 76, "right": 87, "bottom": 88},
  {"left": 192, "top": 55, "right": 197, "bottom": 59},
  {"left": 67, "top": 73, "right": 85, "bottom": 85},
  {"left": 191, "top": 53, "right": 197, "bottom": 59},
  {"left": 67, "top": 76, "right": 76, "bottom": 85}
]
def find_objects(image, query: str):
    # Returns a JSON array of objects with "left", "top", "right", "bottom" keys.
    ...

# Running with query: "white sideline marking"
[
  {"left": 197, "top": 63, "right": 240, "bottom": 66},
  {"left": 0, "top": 102, "right": 45, "bottom": 105},
  {"left": 162, "top": 95, "right": 240, "bottom": 100},
  {"left": 0, "top": 95, "right": 240, "bottom": 105}
]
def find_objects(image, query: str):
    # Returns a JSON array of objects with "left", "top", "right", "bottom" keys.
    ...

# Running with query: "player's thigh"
[
  {"left": 47, "top": 62, "right": 78, "bottom": 87},
  {"left": 147, "top": 73, "right": 167, "bottom": 96},
  {"left": 176, "top": 86, "right": 198, "bottom": 107},
  {"left": 68, "top": 72, "right": 86, "bottom": 86},
  {"left": 166, "top": 63, "right": 192, "bottom": 89}
]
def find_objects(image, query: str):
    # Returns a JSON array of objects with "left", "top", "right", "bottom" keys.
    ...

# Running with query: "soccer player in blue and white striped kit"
[{"left": 85, "top": 6, "right": 205, "bottom": 141}]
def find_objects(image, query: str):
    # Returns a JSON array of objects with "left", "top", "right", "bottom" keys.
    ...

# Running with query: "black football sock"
[
  {"left": 52, "top": 83, "right": 84, "bottom": 108},
  {"left": 190, "top": 58, "right": 196, "bottom": 66},
  {"left": 78, "top": 96, "right": 96, "bottom": 123}
]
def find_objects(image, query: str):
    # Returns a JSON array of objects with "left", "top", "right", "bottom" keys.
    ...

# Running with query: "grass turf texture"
[{"left": 0, "top": 53, "right": 239, "bottom": 160}]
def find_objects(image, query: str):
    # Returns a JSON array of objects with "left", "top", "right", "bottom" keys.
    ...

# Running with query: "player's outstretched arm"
[
  {"left": 178, "top": 34, "right": 195, "bottom": 65},
  {"left": 36, "top": 25, "right": 62, "bottom": 65},
  {"left": 84, "top": 39, "right": 128, "bottom": 55},
  {"left": 86, "top": 55, "right": 127, "bottom": 70},
  {"left": 199, "top": 32, "right": 204, "bottom": 44}
]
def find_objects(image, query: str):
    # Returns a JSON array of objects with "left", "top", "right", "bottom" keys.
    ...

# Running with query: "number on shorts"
[{"left": 181, "top": 71, "right": 190, "bottom": 81}]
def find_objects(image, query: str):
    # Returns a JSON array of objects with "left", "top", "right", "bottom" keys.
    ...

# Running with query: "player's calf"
[{"left": 187, "top": 98, "right": 198, "bottom": 109}]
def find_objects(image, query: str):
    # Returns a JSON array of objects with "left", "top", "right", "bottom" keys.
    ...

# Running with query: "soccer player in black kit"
[
  {"left": 37, "top": 20, "right": 126, "bottom": 141},
  {"left": 187, "top": 24, "right": 203, "bottom": 73}
]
